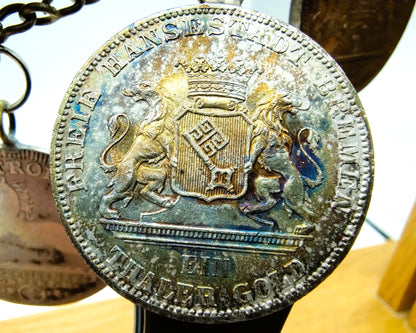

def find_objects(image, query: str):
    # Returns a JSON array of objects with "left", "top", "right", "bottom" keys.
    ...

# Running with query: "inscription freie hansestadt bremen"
[{"left": 51, "top": 3, "right": 373, "bottom": 323}]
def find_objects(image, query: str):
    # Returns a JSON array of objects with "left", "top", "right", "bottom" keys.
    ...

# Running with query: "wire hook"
[
  {"left": 0, "top": 45, "right": 31, "bottom": 112},
  {"left": 0, "top": 100, "right": 16, "bottom": 146}
]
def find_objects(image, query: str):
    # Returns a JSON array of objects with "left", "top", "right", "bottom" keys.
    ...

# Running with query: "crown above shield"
[{"left": 175, "top": 53, "right": 262, "bottom": 102}]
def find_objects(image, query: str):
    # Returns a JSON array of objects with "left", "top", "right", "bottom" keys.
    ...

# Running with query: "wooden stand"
[
  {"left": 1, "top": 241, "right": 412, "bottom": 332},
  {"left": 378, "top": 201, "right": 416, "bottom": 330}
]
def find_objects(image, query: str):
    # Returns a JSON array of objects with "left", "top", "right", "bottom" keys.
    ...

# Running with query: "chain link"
[{"left": 0, "top": 0, "right": 100, "bottom": 44}]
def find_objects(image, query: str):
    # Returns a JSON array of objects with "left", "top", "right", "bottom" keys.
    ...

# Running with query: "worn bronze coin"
[
  {"left": 51, "top": 3, "right": 373, "bottom": 323},
  {"left": 0, "top": 144, "right": 105, "bottom": 305},
  {"left": 290, "top": 0, "right": 415, "bottom": 91}
]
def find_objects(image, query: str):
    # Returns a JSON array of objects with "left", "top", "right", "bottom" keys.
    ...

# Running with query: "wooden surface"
[
  {"left": 409, "top": 302, "right": 416, "bottom": 331},
  {"left": 0, "top": 242, "right": 412, "bottom": 333},
  {"left": 378, "top": 202, "right": 416, "bottom": 311},
  {"left": 0, "top": 297, "right": 134, "bottom": 333},
  {"left": 283, "top": 241, "right": 412, "bottom": 332}
]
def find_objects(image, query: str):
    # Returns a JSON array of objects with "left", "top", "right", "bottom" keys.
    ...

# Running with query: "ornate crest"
[
  {"left": 173, "top": 110, "right": 253, "bottom": 201},
  {"left": 171, "top": 54, "right": 259, "bottom": 201},
  {"left": 97, "top": 52, "right": 324, "bottom": 236},
  {"left": 51, "top": 4, "right": 374, "bottom": 322}
]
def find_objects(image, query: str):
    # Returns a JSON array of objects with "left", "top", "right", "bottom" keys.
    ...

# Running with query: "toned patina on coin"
[
  {"left": 0, "top": 145, "right": 105, "bottom": 305},
  {"left": 51, "top": 4, "right": 373, "bottom": 322},
  {"left": 290, "top": 0, "right": 415, "bottom": 91}
]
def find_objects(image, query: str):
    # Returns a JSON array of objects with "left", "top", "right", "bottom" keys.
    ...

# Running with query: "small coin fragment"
[
  {"left": 0, "top": 146, "right": 104, "bottom": 305},
  {"left": 290, "top": 0, "right": 415, "bottom": 91}
]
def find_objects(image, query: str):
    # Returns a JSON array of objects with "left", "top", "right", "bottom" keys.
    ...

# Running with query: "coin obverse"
[
  {"left": 51, "top": 4, "right": 373, "bottom": 323},
  {"left": 0, "top": 145, "right": 105, "bottom": 305}
]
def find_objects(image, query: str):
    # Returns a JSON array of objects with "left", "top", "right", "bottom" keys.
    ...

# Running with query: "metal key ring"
[
  {"left": 0, "top": 45, "right": 31, "bottom": 112},
  {"left": 0, "top": 100, "right": 16, "bottom": 145}
]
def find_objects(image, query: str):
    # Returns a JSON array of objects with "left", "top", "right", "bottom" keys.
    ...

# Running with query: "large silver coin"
[
  {"left": 0, "top": 145, "right": 105, "bottom": 305},
  {"left": 51, "top": 3, "right": 373, "bottom": 322}
]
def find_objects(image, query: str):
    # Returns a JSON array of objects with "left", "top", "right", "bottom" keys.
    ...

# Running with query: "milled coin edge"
[{"left": 50, "top": 3, "right": 374, "bottom": 323}]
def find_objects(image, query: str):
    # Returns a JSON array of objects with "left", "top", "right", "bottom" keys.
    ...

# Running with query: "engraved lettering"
[
  {"left": 246, "top": 27, "right": 264, "bottom": 43},
  {"left": 135, "top": 271, "right": 155, "bottom": 293},
  {"left": 66, "top": 173, "right": 87, "bottom": 192},
  {"left": 233, "top": 283, "right": 253, "bottom": 303},
  {"left": 327, "top": 98, "right": 348, "bottom": 117},
  {"left": 339, "top": 144, "right": 359, "bottom": 165},
  {"left": 19, "top": 285, "right": 46, "bottom": 302},
  {"left": 195, "top": 286, "right": 216, "bottom": 307},
  {"left": 288, "top": 45, "right": 311, "bottom": 66},
  {"left": 64, "top": 152, "right": 83, "bottom": 171},
  {"left": 267, "top": 270, "right": 281, "bottom": 292},
  {"left": 25, "top": 161, "right": 42, "bottom": 177},
  {"left": 102, "top": 54, "right": 128, "bottom": 77},
  {"left": 105, "top": 246, "right": 150, "bottom": 287},
  {"left": 337, "top": 118, "right": 356, "bottom": 139},
  {"left": 332, "top": 191, "right": 353, "bottom": 214},
  {"left": 181, "top": 254, "right": 230, "bottom": 277},
  {"left": 175, "top": 282, "right": 194, "bottom": 307},
  {"left": 229, "top": 18, "right": 250, "bottom": 38},
  {"left": 162, "top": 23, "right": 181, "bottom": 41},
  {"left": 124, "top": 43, "right": 145, "bottom": 61},
  {"left": 339, "top": 167, "right": 359, "bottom": 193},
  {"left": 181, "top": 254, "right": 202, "bottom": 275},
  {"left": 66, "top": 127, "right": 87, "bottom": 147},
  {"left": 8, "top": 161, "right": 24, "bottom": 174},
  {"left": 156, "top": 277, "right": 175, "bottom": 301},
  {"left": 78, "top": 90, "right": 101, "bottom": 110},
  {"left": 183, "top": 18, "right": 205, "bottom": 36},
  {"left": 281, "top": 259, "right": 306, "bottom": 290},
  {"left": 254, "top": 278, "right": 272, "bottom": 298},
  {"left": 0, "top": 160, "right": 39, "bottom": 177},
  {"left": 71, "top": 111, "right": 91, "bottom": 123},
  {"left": 315, "top": 77, "right": 336, "bottom": 96},
  {"left": 120, "top": 258, "right": 136, "bottom": 275},
  {"left": 208, "top": 17, "right": 224, "bottom": 36},
  {"left": 122, "top": 258, "right": 145, "bottom": 282},
  {"left": 211, "top": 257, "right": 230, "bottom": 277},
  {"left": 233, "top": 259, "right": 306, "bottom": 304},
  {"left": 267, "top": 35, "right": 289, "bottom": 53},
  {"left": 283, "top": 259, "right": 305, "bottom": 278},
  {"left": 141, "top": 30, "right": 163, "bottom": 47}
]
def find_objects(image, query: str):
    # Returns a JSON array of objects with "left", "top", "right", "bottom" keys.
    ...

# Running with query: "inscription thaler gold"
[{"left": 51, "top": 3, "right": 373, "bottom": 323}]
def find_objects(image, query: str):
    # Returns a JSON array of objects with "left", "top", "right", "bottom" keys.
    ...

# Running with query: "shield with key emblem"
[{"left": 172, "top": 106, "right": 254, "bottom": 202}]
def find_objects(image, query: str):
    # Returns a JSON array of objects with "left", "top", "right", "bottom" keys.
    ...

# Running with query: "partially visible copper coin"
[
  {"left": 0, "top": 145, "right": 104, "bottom": 305},
  {"left": 51, "top": 3, "right": 373, "bottom": 323},
  {"left": 290, "top": 0, "right": 414, "bottom": 91}
]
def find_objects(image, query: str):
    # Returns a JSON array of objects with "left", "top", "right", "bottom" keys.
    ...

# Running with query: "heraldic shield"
[{"left": 172, "top": 106, "right": 254, "bottom": 202}]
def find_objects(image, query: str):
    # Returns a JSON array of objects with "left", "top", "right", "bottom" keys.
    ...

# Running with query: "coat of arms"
[
  {"left": 97, "top": 52, "right": 324, "bottom": 239},
  {"left": 171, "top": 54, "right": 257, "bottom": 201}
]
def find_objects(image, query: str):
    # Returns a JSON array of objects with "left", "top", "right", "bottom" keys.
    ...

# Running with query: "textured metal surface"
[
  {"left": 51, "top": 4, "right": 373, "bottom": 323},
  {"left": 290, "top": 0, "right": 415, "bottom": 91},
  {"left": 0, "top": 144, "right": 104, "bottom": 305}
]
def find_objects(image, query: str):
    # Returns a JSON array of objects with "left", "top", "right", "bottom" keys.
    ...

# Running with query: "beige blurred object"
[
  {"left": 0, "top": 146, "right": 105, "bottom": 305},
  {"left": 378, "top": 200, "right": 416, "bottom": 330},
  {"left": 290, "top": 0, "right": 415, "bottom": 91},
  {"left": 0, "top": 242, "right": 409, "bottom": 332},
  {"left": 283, "top": 242, "right": 410, "bottom": 332}
]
